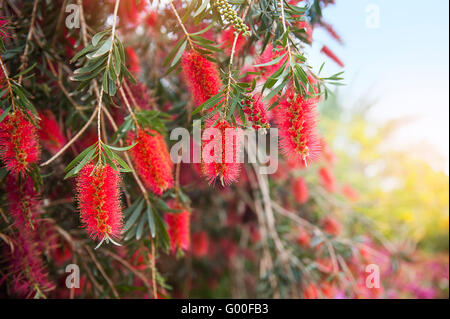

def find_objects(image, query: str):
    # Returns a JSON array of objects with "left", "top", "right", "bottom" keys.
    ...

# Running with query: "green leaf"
[
  {"left": 105, "top": 142, "right": 137, "bottom": 152},
  {"left": 64, "top": 147, "right": 96, "bottom": 179},
  {"left": 192, "top": 90, "right": 224, "bottom": 115},
  {"left": 146, "top": 205, "right": 156, "bottom": 238},
  {"left": 163, "top": 37, "right": 187, "bottom": 68},
  {"left": 92, "top": 30, "right": 110, "bottom": 47},
  {"left": 70, "top": 44, "right": 95, "bottom": 63},
  {"left": 64, "top": 143, "right": 97, "bottom": 173},
  {"left": 135, "top": 214, "right": 145, "bottom": 240},
  {"left": 170, "top": 40, "right": 187, "bottom": 68},
  {"left": 123, "top": 198, "right": 144, "bottom": 231},
  {"left": 73, "top": 55, "right": 108, "bottom": 75},
  {"left": 111, "top": 152, "right": 132, "bottom": 172},
  {"left": 0, "top": 106, "right": 11, "bottom": 123},
  {"left": 89, "top": 37, "right": 112, "bottom": 59},
  {"left": 253, "top": 51, "right": 287, "bottom": 67}
]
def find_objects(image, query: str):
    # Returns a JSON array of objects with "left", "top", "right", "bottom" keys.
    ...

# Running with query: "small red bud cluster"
[{"left": 241, "top": 95, "right": 270, "bottom": 131}]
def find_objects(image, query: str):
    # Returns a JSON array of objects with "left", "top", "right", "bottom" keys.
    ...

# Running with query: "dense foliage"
[{"left": 0, "top": 0, "right": 447, "bottom": 299}]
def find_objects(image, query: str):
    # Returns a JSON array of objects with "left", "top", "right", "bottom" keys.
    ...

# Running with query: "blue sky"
[{"left": 307, "top": 0, "right": 449, "bottom": 172}]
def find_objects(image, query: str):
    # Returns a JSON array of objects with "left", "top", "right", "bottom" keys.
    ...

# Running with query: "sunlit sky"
[{"left": 307, "top": 0, "right": 449, "bottom": 173}]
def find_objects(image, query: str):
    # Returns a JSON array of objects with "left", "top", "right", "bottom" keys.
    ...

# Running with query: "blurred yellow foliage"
[{"left": 320, "top": 97, "right": 449, "bottom": 250}]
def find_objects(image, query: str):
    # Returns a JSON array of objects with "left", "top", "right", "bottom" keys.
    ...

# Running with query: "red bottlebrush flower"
[
  {"left": 76, "top": 164, "right": 123, "bottom": 242},
  {"left": 201, "top": 119, "right": 242, "bottom": 186},
  {"left": 118, "top": 0, "right": 146, "bottom": 26},
  {"left": 7, "top": 230, "right": 54, "bottom": 298},
  {"left": 342, "top": 184, "right": 359, "bottom": 202},
  {"left": 318, "top": 166, "right": 336, "bottom": 192},
  {"left": 127, "top": 128, "right": 174, "bottom": 195},
  {"left": 276, "top": 92, "right": 321, "bottom": 164},
  {"left": 220, "top": 27, "right": 246, "bottom": 55},
  {"left": 126, "top": 47, "right": 141, "bottom": 75},
  {"left": 297, "top": 226, "right": 311, "bottom": 248},
  {"left": 321, "top": 21, "right": 343, "bottom": 44},
  {"left": 38, "top": 110, "right": 66, "bottom": 154},
  {"left": 6, "top": 175, "right": 41, "bottom": 231},
  {"left": 191, "top": 231, "right": 209, "bottom": 257},
  {"left": 321, "top": 216, "right": 341, "bottom": 236},
  {"left": 145, "top": 11, "right": 158, "bottom": 28},
  {"left": 320, "top": 45, "right": 344, "bottom": 67},
  {"left": 242, "top": 94, "right": 271, "bottom": 131},
  {"left": 164, "top": 202, "right": 190, "bottom": 254},
  {"left": 0, "top": 16, "right": 10, "bottom": 39},
  {"left": 291, "top": 177, "right": 309, "bottom": 204},
  {"left": 181, "top": 50, "right": 222, "bottom": 107},
  {"left": 0, "top": 110, "right": 40, "bottom": 176},
  {"left": 303, "top": 283, "right": 319, "bottom": 299}
]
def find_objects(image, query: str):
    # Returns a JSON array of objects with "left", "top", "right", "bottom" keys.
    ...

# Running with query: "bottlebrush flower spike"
[
  {"left": 321, "top": 21, "right": 343, "bottom": 44},
  {"left": 321, "top": 216, "right": 341, "bottom": 236},
  {"left": 126, "top": 47, "right": 141, "bottom": 75},
  {"left": 291, "top": 177, "right": 309, "bottom": 204},
  {"left": 0, "top": 110, "right": 40, "bottom": 176},
  {"left": 127, "top": 128, "right": 174, "bottom": 195},
  {"left": 6, "top": 175, "right": 41, "bottom": 231},
  {"left": 341, "top": 184, "right": 359, "bottom": 202},
  {"left": 201, "top": 118, "right": 242, "bottom": 186},
  {"left": 318, "top": 166, "right": 336, "bottom": 192},
  {"left": 297, "top": 226, "right": 311, "bottom": 248},
  {"left": 38, "top": 110, "right": 66, "bottom": 154},
  {"left": 7, "top": 230, "right": 54, "bottom": 298},
  {"left": 276, "top": 91, "right": 320, "bottom": 165},
  {"left": 165, "top": 202, "right": 190, "bottom": 254},
  {"left": 191, "top": 231, "right": 209, "bottom": 257},
  {"left": 76, "top": 164, "right": 123, "bottom": 246},
  {"left": 118, "top": 0, "right": 146, "bottom": 27},
  {"left": 320, "top": 45, "right": 344, "bottom": 67},
  {"left": 181, "top": 50, "right": 222, "bottom": 107}
]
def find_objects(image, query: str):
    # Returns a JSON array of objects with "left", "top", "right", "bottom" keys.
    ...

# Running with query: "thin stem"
[
  {"left": 84, "top": 245, "right": 120, "bottom": 299},
  {"left": 279, "top": 0, "right": 292, "bottom": 56},
  {"left": 169, "top": 0, "right": 194, "bottom": 49},
  {"left": 151, "top": 240, "right": 157, "bottom": 298},
  {"left": 96, "top": 0, "right": 120, "bottom": 144},
  {"left": 18, "top": 0, "right": 39, "bottom": 85},
  {"left": 102, "top": 107, "right": 150, "bottom": 204},
  {"left": 102, "top": 249, "right": 153, "bottom": 297},
  {"left": 0, "top": 56, "right": 16, "bottom": 110},
  {"left": 119, "top": 85, "right": 139, "bottom": 128}
]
